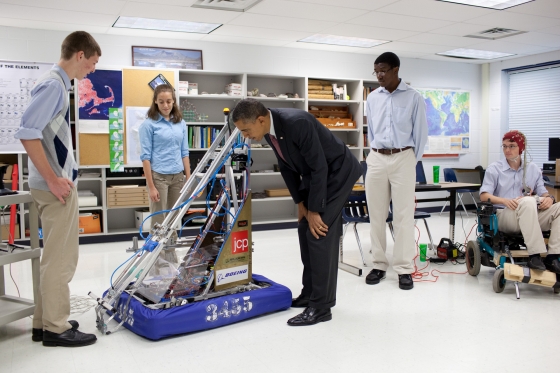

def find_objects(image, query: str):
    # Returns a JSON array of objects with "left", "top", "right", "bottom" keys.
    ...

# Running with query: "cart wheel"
[
  {"left": 466, "top": 240, "right": 481, "bottom": 276},
  {"left": 493, "top": 268, "right": 506, "bottom": 293}
]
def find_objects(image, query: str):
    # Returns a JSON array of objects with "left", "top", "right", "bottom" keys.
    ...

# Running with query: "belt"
[{"left": 371, "top": 146, "right": 412, "bottom": 155}]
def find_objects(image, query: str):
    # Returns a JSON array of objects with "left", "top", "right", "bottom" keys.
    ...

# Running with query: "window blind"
[{"left": 508, "top": 65, "right": 560, "bottom": 167}]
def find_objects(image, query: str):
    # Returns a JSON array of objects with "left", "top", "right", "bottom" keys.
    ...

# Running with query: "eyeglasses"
[
  {"left": 372, "top": 67, "right": 394, "bottom": 77},
  {"left": 502, "top": 145, "right": 518, "bottom": 150}
]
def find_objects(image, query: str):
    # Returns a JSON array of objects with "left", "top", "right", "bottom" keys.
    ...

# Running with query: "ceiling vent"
[
  {"left": 465, "top": 27, "right": 526, "bottom": 40},
  {"left": 191, "top": 0, "right": 263, "bottom": 12}
]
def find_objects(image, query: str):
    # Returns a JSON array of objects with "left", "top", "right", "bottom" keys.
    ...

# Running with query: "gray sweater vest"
[{"left": 28, "top": 69, "right": 78, "bottom": 191}]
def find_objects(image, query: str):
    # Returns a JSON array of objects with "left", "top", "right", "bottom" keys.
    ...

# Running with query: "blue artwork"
[{"left": 78, "top": 69, "right": 122, "bottom": 120}]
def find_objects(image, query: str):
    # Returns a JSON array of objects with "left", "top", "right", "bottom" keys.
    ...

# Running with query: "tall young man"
[
  {"left": 15, "top": 31, "right": 101, "bottom": 347},
  {"left": 364, "top": 52, "right": 428, "bottom": 290}
]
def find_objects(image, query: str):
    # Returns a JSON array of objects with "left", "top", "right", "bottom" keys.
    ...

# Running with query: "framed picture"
[{"left": 132, "top": 46, "right": 203, "bottom": 70}]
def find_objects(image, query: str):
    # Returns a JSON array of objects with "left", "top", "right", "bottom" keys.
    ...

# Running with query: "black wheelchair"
[{"left": 466, "top": 200, "right": 559, "bottom": 299}]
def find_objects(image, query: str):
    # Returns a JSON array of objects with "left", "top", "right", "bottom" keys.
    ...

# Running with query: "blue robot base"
[{"left": 105, "top": 274, "right": 292, "bottom": 341}]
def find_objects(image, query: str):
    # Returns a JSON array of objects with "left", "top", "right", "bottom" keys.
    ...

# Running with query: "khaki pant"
[
  {"left": 365, "top": 148, "right": 417, "bottom": 274},
  {"left": 148, "top": 171, "right": 185, "bottom": 229},
  {"left": 30, "top": 187, "right": 79, "bottom": 334},
  {"left": 497, "top": 196, "right": 560, "bottom": 255}
]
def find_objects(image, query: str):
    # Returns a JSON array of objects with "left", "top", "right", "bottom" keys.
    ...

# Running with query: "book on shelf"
[{"left": 187, "top": 126, "right": 225, "bottom": 149}]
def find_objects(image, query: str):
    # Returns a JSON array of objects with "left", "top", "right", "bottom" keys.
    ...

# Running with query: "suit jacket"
[{"left": 266, "top": 108, "right": 361, "bottom": 213}]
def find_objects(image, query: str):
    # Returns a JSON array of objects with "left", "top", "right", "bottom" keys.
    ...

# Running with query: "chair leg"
[
  {"left": 439, "top": 201, "right": 449, "bottom": 215},
  {"left": 470, "top": 192, "right": 478, "bottom": 209},
  {"left": 352, "top": 223, "right": 367, "bottom": 266},
  {"left": 458, "top": 193, "right": 469, "bottom": 216},
  {"left": 423, "top": 219, "right": 435, "bottom": 252}
]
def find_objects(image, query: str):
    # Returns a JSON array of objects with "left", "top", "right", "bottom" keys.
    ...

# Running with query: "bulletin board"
[{"left": 78, "top": 68, "right": 176, "bottom": 165}]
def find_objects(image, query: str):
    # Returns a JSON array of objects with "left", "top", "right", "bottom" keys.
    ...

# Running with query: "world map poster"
[
  {"left": 78, "top": 69, "right": 122, "bottom": 133},
  {"left": 417, "top": 89, "right": 470, "bottom": 154}
]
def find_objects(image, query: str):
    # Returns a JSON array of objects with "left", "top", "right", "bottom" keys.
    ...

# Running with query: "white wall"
[
  {"left": 488, "top": 50, "right": 560, "bottom": 165},
  {"left": 1, "top": 25, "right": 484, "bottom": 209}
]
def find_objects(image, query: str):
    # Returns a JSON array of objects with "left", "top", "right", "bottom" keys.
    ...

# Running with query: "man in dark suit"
[{"left": 232, "top": 99, "right": 362, "bottom": 326}]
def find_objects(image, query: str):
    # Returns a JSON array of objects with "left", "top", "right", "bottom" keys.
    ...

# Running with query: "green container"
[
  {"left": 419, "top": 243, "right": 427, "bottom": 262},
  {"left": 433, "top": 165, "right": 440, "bottom": 184}
]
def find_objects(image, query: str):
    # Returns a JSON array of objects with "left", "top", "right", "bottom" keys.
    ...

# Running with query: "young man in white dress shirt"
[{"left": 364, "top": 52, "right": 428, "bottom": 290}]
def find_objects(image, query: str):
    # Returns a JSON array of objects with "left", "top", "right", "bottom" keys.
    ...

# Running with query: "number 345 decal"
[{"left": 206, "top": 296, "right": 253, "bottom": 322}]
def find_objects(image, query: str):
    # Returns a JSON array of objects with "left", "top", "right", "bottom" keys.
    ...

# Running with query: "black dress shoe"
[
  {"left": 398, "top": 274, "right": 414, "bottom": 290},
  {"left": 544, "top": 258, "right": 560, "bottom": 274},
  {"left": 291, "top": 294, "right": 310, "bottom": 308},
  {"left": 365, "top": 269, "right": 386, "bottom": 285},
  {"left": 287, "top": 307, "right": 332, "bottom": 326},
  {"left": 527, "top": 255, "right": 546, "bottom": 271},
  {"left": 32, "top": 320, "right": 80, "bottom": 342},
  {"left": 43, "top": 328, "right": 96, "bottom": 347}
]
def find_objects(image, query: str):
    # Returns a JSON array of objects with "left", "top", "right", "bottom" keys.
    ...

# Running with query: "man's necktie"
[{"left": 269, "top": 134, "right": 286, "bottom": 162}]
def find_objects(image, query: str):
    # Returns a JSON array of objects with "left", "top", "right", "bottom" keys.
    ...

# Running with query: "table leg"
[
  {"left": 28, "top": 201, "right": 40, "bottom": 305},
  {"left": 449, "top": 190, "right": 456, "bottom": 242}
]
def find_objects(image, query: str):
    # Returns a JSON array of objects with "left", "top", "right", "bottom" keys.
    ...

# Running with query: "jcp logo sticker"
[{"left": 231, "top": 230, "right": 248, "bottom": 254}]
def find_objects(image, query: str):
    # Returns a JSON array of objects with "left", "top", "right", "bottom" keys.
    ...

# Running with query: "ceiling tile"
[
  {"left": 375, "top": 0, "right": 495, "bottom": 22},
  {"left": 464, "top": 10, "right": 560, "bottom": 31},
  {"left": 350, "top": 11, "right": 454, "bottom": 32},
  {"left": 539, "top": 25, "right": 560, "bottom": 35},
  {"left": 331, "top": 24, "right": 418, "bottom": 40},
  {"left": 0, "top": 0, "right": 125, "bottom": 15},
  {"left": 0, "top": 16, "right": 110, "bottom": 34},
  {"left": 126, "top": 0, "right": 197, "bottom": 5},
  {"left": 470, "top": 40, "right": 554, "bottom": 55},
  {"left": 200, "top": 34, "right": 289, "bottom": 47},
  {"left": 107, "top": 27, "right": 207, "bottom": 40},
  {"left": 0, "top": 3, "right": 117, "bottom": 26},
  {"left": 400, "top": 33, "right": 486, "bottom": 47},
  {"left": 294, "top": 0, "right": 400, "bottom": 11},
  {"left": 247, "top": 0, "right": 369, "bottom": 22},
  {"left": 377, "top": 41, "right": 455, "bottom": 54},
  {"left": 503, "top": 31, "right": 560, "bottom": 48},
  {"left": 505, "top": 0, "right": 560, "bottom": 19},
  {"left": 226, "top": 13, "right": 333, "bottom": 33},
  {"left": 429, "top": 22, "right": 495, "bottom": 36},
  {"left": 212, "top": 25, "right": 311, "bottom": 42},
  {"left": 119, "top": 2, "right": 242, "bottom": 24}
]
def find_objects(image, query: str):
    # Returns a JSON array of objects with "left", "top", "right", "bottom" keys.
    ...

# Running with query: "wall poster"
[
  {"left": 78, "top": 69, "right": 122, "bottom": 134},
  {"left": 417, "top": 89, "right": 470, "bottom": 154},
  {"left": 0, "top": 60, "right": 52, "bottom": 153}
]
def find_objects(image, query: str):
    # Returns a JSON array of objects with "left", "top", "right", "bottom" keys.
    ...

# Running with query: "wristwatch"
[{"left": 547, "top": 195, "right": 555, "bottom": 204}]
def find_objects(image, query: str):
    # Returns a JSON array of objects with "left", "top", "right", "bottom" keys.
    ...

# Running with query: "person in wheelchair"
[{"left": 480, "top": 130, "right": 560, "bottom": 273}]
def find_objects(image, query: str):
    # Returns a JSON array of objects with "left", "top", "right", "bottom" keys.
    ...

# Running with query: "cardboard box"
[
  {"left": 265, "top": 189, "right": 291, "bottom": 197},
  {"left": 227, "top": 90, "right": 243, "bottom": 96},
  {"left": 135, "top": 209, "right": 151, "bottom": 230},
  {"left": 79, "top": 213, "right": 101, "bottom": 234},
  {"left": 188, "top": 83, "right": 198, "bottom": 95},
  {"left": 1, "top": 223, "right": 20, "bottom": 240},
  {"left": 179, "top": 80, "right": 189, "bottom": 88},
  {"left": 225, "top": 83, "right": 242, "bottom": 90},
  {"left": 107, "top": 186, "right": 149, "bottom": 208}
]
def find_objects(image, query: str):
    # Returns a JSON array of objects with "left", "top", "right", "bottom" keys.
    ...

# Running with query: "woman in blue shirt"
[{"left": 139, "top": 84, "right": 190, "bottom": 242}]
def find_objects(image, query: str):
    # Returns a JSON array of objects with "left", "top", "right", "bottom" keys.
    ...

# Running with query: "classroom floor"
[{"left": 1, "top": 212, "right": 558, "bottom": 373}]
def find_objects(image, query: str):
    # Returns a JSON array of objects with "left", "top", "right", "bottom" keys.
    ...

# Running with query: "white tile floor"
[{"left": 1, "top": 212, "right": 559, "bottom": 373}]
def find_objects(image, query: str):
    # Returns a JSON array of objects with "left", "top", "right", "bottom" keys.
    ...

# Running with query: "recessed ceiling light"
[
  {"left": 298, "top": 34, "right": 390, "bottom": 48},
  {"left": 113, "top": 16, "right": 221, "bottom": 34},
  {"left": 437, "top": 48, "right": 516, "bottom": 59},
  {"left": 437, "top": 0, "right": 534, "bottom": 10}
]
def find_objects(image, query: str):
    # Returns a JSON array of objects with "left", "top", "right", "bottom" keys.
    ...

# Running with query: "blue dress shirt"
[
  {"left": 366, "top": 79, "right": 428, "bottom": 161},
  {"left": 14, "top": 65, "right": 71, "bottom": 140},
  {"left": 480, "top": 158, "right": 547, "bottom": 206},
  {"left": 139, "top": 115, "right": 189, "bottom": 174}
]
